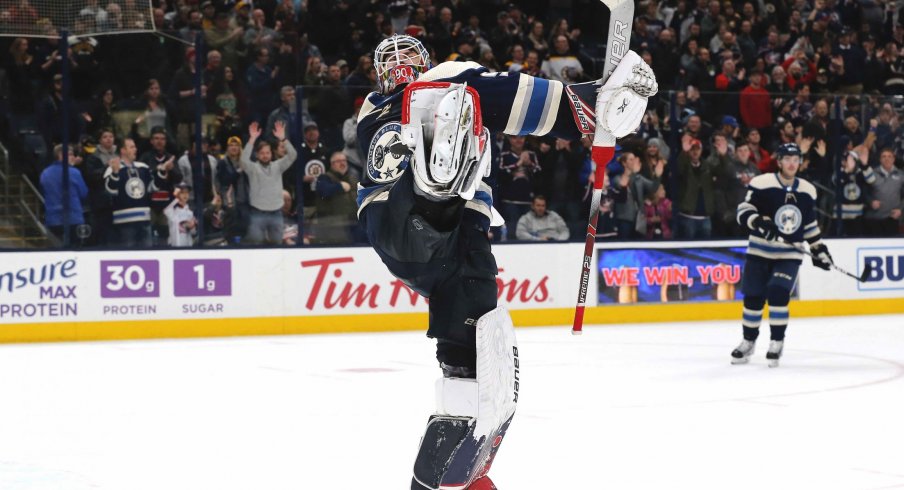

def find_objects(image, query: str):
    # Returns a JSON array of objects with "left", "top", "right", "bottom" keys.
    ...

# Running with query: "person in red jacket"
[
  {"left": 740, "top": 71, "right": 772, "bottom": 130},
  {"left": 782, "top": 50, "right": 817, "bottom": 91},
  {"left": 745, "top": 127, "right": 774, "bottom": 173},
  {"left": 715, "top": 58, "right": 747, "bottom": 92}
]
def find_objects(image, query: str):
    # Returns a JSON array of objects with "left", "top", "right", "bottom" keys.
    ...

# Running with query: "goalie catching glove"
[
  {"left": 594, "top": 50, "right": 658, "bottom": 138},
  {"left": 810, "top": 243, "right": 833, "bottom": 271}
]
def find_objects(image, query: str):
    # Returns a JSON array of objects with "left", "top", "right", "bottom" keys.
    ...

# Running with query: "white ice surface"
[{"left": 1, "top": 315, "right": 903, "bottom": 490}]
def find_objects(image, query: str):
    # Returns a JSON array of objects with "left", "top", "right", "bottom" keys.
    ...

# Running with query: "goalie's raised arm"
[{"left": 415, "top": 49, "right": 656, "bottom": 141}]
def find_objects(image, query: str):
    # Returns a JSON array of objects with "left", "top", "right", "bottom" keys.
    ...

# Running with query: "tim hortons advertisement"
[{"left": 291, "top": 243, "right": 584, "bottom": 314}]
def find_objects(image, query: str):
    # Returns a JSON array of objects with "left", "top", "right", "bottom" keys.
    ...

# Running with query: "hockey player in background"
[
  {"left": 733, "top": 143, "right": 834, "bottom": 368},
  {"left": 355, "top": 35, "right": 657, "bottom": 489}
]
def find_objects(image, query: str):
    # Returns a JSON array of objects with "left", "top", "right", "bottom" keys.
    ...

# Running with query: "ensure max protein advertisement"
[{"left": 598, "top": 246, "right": 768, "bottom": 304}]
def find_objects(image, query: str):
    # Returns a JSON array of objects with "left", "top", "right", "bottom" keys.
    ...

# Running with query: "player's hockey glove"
[
  {"left": 810, "top": 243, "right": 833, "bottom": 271},
  {"left": 752, "top": 215, "right": 779, "bottom": 241}
]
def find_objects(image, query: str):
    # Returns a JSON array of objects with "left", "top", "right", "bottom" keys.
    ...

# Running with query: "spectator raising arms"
[
  {"left": 163, "top": 183, "right": 198, "bottom": 247},
  {"left": 239, "top": 121, "right": 297, "bottom": 245},
  {"left": 103, "top": 138, "right": 166, "bottom": 247},
  {"left": 835, "top": 150, "right": 876, "bottom": 237},
  {"left": 613, "top": 150, "right": 662, "bottom": 240},
  {"left": 675, "top": 136, "right": 728, "bottom": 240}
]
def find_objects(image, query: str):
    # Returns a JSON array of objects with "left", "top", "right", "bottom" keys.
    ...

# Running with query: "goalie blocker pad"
[{"left": 412, "top": 307, "right": 519, "bottom": 490}]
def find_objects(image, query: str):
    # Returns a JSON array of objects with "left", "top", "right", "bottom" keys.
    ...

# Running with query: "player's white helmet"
[{"left": 374, "top": 34, "right": 431, "bottom": 94}]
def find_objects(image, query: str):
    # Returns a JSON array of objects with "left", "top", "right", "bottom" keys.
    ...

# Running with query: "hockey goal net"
[{"left": 0, "top": 0, "right": 155, "bottom": 38}]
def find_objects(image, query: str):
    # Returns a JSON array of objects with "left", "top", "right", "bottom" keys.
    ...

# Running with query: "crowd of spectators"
[{"left": 3, "top": 0, "right": 904, "bottom": 248}]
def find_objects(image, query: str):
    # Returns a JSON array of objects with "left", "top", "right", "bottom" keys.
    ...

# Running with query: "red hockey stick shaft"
[
  {"left": 572, "top": 0, "right": 633, "bottom": 334},
  {"left": 572, "top": 146, "right": 615, "bottom": 334}
]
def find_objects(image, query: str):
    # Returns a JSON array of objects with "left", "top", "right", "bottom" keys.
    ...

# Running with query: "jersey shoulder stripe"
[
  {"left": 748, "top": 173, "right": 817, "bottom": 200},
  {"left": 357, "top": 92, "right": 383, "bottom": 123},
  {"left": 748, "top": 173, "right": 782, "bottom": 190},
  {"left": 796, "top": 178, "right": 817, "bottom": 200},
  {"left": 419, "top": 61, "right": 485, "bottom": 80}
]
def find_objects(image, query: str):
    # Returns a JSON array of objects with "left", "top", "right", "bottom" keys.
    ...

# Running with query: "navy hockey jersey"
[
  {"left": 104, "top": 162, "right": 165, "bottom": 225},
  {"left": 835, "top": 166, "right": 876, "bottom": 220},
  {"left": 736, "top": 173, "right": 822, "bottom": 261},
  {"left": 356, "top": 61, "right": 589, "bottom": 218}
]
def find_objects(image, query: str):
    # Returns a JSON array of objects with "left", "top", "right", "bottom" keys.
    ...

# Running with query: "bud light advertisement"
[{"left": 857, "top": 247, "right": 904, "bottom": 291}]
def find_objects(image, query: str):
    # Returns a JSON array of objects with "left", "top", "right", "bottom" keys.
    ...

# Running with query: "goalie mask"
[
  {"left": 374, "top": 34, "right": 431, "bottom": 94},
  {"left": 401, "top": 81, "right": 492, "bottom": 200}
]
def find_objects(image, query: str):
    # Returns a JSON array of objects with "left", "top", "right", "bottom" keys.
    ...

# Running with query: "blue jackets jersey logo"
[
  {"left": 367, "top": 122, "right": 410, "bottom": 184},
  {"left": 774, "top": 204, "right": 802, "bottom": 234},
  {"left": 843, "top": 182, "right": 861, "bottom": 201},
  {"left": 125, "top": 177, "right": 146, "bottom": 199}
]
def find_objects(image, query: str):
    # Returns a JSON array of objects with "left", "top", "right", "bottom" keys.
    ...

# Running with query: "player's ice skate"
[
  {"left": 766, "top": 340, "right": 784, "bottom": 368},
  {"left": 731, "top": 339, "right": 756, "bottom": 364}
]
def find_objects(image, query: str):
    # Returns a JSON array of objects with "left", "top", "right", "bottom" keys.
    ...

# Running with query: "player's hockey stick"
[
  {"left": 573, "top": 0, "right": 634, "bottom": 335},
  {"left": 784, "top": 240, "right": 873, "bottom": 283}
]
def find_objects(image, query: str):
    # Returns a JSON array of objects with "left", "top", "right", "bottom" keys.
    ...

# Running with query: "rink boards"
[{"left": 1, "top": 238, "right": 903, "bottom": 342}]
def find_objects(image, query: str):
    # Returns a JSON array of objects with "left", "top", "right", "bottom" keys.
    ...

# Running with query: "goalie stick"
[{"left": 573, "top": 0, "right": 635, "bottom": 334}]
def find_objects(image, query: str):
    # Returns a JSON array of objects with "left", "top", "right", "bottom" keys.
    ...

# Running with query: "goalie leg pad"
[
  {"left": 412, "top": 307, "right": 519, "bottom": 490},
  {"left": 475, "top": 306, "right": 519, "bottom": 438},
  {"left": 412, "top": 415, "right": 476, "bottom": 490},
  {"left": 411, "top": 414, "right": 516, "bottom": 490}
]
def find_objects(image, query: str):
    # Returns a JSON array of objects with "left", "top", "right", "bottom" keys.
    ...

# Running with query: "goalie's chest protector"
[{"left": 356, "top": 90, "right": 411, "bottom": 188}]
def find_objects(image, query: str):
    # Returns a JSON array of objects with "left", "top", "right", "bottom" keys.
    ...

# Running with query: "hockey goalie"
[{"left": 355, "top": 34, "right": 657, "bottom": 489}]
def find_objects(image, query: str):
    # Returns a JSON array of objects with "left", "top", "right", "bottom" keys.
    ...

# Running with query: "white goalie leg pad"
[
  {"left": 432, "top": 305, "right": 519, "bottom": 430},
  {"left": 474, "top": 306, "right": 519, "bottom": 439},
  {"left": 401, "top": 81, "right": 487, "bottom": 200},
  {"left": 435, "top": 377, "right": 478, "bottom": 418},
  {"left": 414, "top": 307, "right": 517, "bottom": 490},
  {"left": 595, "top": 50, "right": 658, "bottom": 138}
]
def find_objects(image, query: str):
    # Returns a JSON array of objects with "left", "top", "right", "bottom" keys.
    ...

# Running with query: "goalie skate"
[
  {"left": 731, "top": 339, "right": 756, "bottom": 365},
  {"left": 401, "top": 81, "right": 491, "bottom": 201},
  {"left": 766, "top": 340, "right": 783, "bottom": 368}
]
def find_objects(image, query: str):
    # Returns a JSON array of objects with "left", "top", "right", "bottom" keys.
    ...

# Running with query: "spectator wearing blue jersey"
[
  {"left": 104, "top": 138, "right": 162, "bottom": 247},
  {"left": 835, "top": 149, "right": 876, "bottom": 237},
  {"left": 40, "top": 144, "right": 89, "bottom": 244}
]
